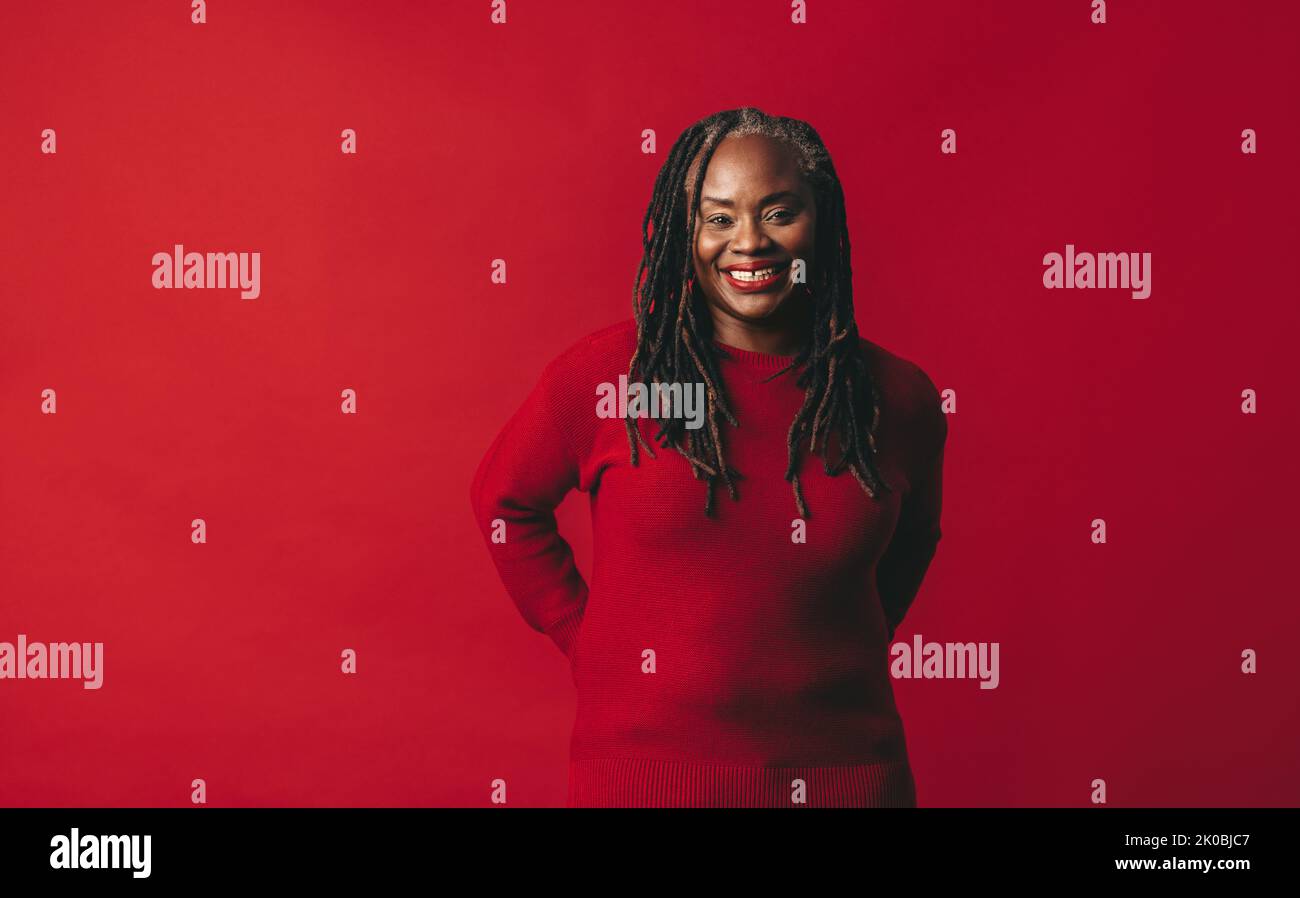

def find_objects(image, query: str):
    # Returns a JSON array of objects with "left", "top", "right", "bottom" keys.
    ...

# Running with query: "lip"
[
  {"left": 722, "top": 260, "right": 787, "bottom": 272},
  {"left": 720, "top": 259, "right": 789, "bottom": 293}
]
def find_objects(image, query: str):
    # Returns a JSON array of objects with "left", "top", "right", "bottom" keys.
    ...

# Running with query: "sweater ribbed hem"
[
  {"left": 544, "top": 605, "right": 585, "bottom": 659},
  {"left": 567, "top": 757, "right": 917, "bottom": 808}
]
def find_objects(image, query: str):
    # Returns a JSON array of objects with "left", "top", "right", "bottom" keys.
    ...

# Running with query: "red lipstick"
[{"left": 720, "top": 260, "right": 789, "bottom": 292}]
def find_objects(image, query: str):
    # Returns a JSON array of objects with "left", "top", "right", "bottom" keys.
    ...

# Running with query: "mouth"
[{"left": 720, "top": 261, "right": 790, "bottom": 291}]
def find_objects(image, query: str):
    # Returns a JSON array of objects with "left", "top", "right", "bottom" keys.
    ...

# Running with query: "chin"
[{"left": 721, "top": 291, "right": 790, "bottom": 321}]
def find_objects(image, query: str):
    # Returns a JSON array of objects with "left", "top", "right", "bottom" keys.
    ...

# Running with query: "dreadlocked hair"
[{"left": 625, "top": 106, "right": 895, "bottom": 518}]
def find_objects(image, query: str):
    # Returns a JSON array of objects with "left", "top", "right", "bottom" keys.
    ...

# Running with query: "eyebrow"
[{"left": 700, "top": 190, "right": 802, "bottom": 207}]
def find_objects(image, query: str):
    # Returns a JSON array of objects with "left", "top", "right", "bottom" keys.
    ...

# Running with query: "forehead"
[{"left": 686, "top": 133, "right": 806, "bottom": 197}]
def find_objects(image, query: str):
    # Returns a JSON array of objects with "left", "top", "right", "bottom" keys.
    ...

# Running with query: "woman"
[{"left": 470, "top": 107, "right": 948, "bottom": 807}]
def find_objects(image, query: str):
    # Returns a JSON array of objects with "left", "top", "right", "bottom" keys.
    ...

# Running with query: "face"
[{"left": 688, "top": 133, "right": 817, "bottom": 331}]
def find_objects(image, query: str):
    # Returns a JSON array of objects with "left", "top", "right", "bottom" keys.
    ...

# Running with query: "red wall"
[{"left": 2, "top": 0, "right": 1296, "bottom": 807}]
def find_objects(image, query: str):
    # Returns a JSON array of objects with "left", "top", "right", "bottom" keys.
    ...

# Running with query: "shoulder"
[
  {"left": 859, "top": 336, "right": 947, "bottom": 450},
  {"left": 531, "top": 318, "right": 638, "bottom": 417},
  {"left": 542, "top": 318, "right": 638, "bottom": 380},
  {"left": 521, "top": 319, "right": 639, "bottom": 464},
  {"left": 860, "top": 336, "right": 940, "bottom": 400}
]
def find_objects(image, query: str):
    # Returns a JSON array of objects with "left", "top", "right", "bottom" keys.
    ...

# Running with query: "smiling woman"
[
  {"left": 688, "top": 137, "right": 817, "bottom": 351},
  {"left": 470, "top": 106, "right": 948, "bottom": 808}
]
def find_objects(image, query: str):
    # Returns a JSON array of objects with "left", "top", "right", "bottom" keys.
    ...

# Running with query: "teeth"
[{"left": 727, "top": 267, "right": 778, "bottom": 281}]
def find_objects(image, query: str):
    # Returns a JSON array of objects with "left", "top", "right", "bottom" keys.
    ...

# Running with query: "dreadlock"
[{"left": 625, "top": 106, "right": 894, "bottom": 518}]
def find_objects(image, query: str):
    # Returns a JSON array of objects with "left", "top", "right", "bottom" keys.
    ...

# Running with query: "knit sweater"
[{"left": 469, "top": 318, "right": 948, "bottom": 807}]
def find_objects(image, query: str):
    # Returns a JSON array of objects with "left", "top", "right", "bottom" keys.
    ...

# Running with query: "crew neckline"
[{"left": 713, "top": 340, "right": 804, "bottom": 370}]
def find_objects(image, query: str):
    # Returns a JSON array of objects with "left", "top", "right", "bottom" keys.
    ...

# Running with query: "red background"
[{"left": 2, "top": 0, "right": 1296, "bottom": 807}]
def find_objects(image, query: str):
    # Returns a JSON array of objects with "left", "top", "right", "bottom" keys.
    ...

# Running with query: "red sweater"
[{"left": 470, "top": 319, "right": 948, "bottom": 807}]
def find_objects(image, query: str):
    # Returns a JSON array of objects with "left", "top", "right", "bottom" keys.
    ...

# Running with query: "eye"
[
  {"left": 769, "top": 209, "right": 795, "bottom": 221},
  {"left": 706, "top": 214, "right": 732, "bottom": 226}
]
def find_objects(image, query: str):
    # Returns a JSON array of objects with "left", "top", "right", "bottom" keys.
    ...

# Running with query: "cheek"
[
  {"left": 793, "top": 222, "right": 816, "bottom": 255},
  {"left": 695, "top": 233, "right": 723, "bottom": 263}
]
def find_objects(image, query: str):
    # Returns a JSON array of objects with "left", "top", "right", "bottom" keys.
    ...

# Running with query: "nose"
[{"left": 730, "top": 214, "right": 771, "bottom": 255}]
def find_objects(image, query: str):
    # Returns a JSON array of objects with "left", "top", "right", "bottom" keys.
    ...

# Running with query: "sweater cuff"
[{"left": 544, "top": 605, "right": 586, "bottom": 660}]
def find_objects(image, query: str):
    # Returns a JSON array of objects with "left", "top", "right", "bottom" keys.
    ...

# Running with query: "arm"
[
  {"left": 469, "top": 362, "right": 588, "bottom": 659},
  {"left": 876, "top": 368, "right": 948, "bottom": 640}
]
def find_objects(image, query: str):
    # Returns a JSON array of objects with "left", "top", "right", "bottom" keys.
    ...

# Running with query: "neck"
[{"left": 708, "top": 298, "right": 812, "bottom": 356}]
